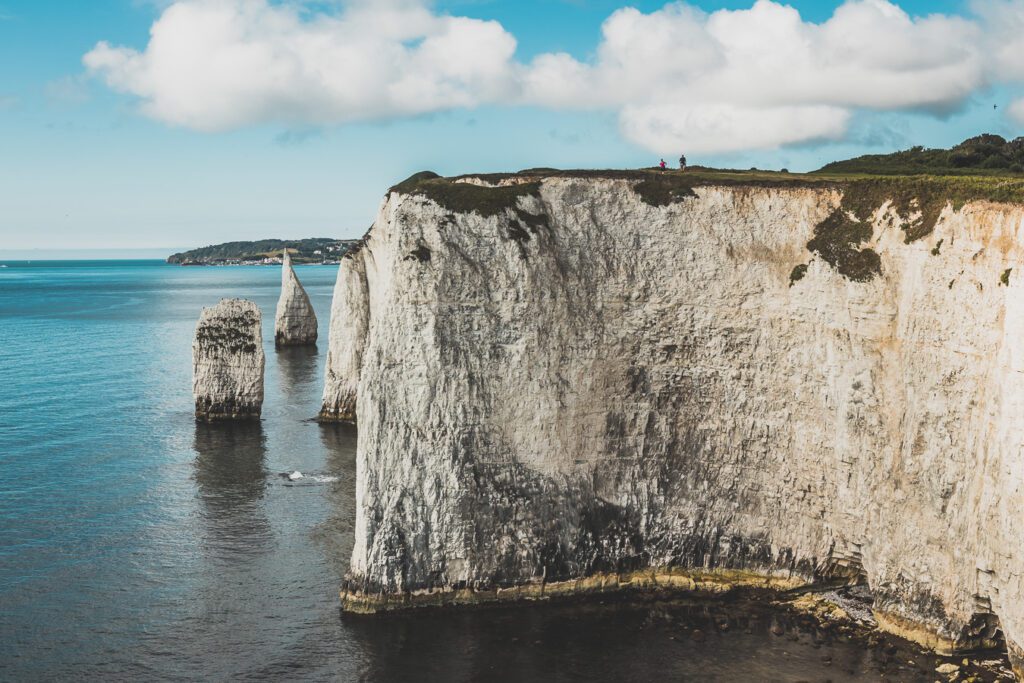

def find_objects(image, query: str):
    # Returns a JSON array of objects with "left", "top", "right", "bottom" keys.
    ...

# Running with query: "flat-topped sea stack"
[
  {"left": 193, "top": 298, "right": 265, "bottom": 421},
  {"left": 323, "top": 168, "right": 1024, "bottom": 676},
  {"left": 275, "top": 251, "right": 318, "bottom": 348}
]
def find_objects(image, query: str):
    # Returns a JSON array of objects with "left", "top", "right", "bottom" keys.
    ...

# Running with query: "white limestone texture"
[
  {"left": 275, "top": 251, "right": 318, "bottom": 347},
  {"left": 322, "top": 175, "right": 1024, "bottom": 673},
  {"left": 193, "top": 298, "right": 265, "bottom": 420},
  {"left": 320, "top": 241, "right": 368, "bottom": 423}
]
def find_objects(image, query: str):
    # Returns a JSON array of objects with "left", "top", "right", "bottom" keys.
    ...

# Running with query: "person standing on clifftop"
[
  {"left": 659, "top": 159, "right": 667, "bottom": 171},
  {"left": 679, "top": 154, "right": 687, "bottom": 171}
]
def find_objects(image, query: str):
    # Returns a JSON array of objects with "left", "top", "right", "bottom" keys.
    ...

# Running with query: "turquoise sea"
[{"left": 0, "top": 260, "right": 941, "bottom": 681}]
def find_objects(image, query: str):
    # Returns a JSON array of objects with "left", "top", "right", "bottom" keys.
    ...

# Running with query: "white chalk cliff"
[
  {"left": 275, "top": 251, "right": 318, "bottom": 347},
  {"left": 322, "top": 171, "right": 1024, "bottom": 675},
  {"left": 193, "top": 298, "right": 265, "bottom": 420}
]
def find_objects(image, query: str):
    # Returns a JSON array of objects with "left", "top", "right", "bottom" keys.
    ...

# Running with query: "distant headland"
[{"left": 167, "top": 238, "right": 358, "bottom": 266}]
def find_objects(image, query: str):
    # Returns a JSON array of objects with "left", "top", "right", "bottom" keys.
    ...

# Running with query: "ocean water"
[{"left": 0, "top": 261, "right": 944, "bottom": 681}]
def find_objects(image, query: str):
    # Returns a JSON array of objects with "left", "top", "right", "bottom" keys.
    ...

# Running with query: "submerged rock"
[
  {"left": 275, "top": 251, "right": 317, "bottom": 348},
  {"left": 192, "top": 298, "right": 264, "bottom": 421},
  {"left": 326, "top": 171, "right": 1024, "bottom": 677}
]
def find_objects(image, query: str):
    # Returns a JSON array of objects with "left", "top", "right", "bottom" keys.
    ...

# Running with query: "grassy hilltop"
[
  {"left": 167, "top": 238, "right": 358, "bottom": 265},
  {"left": 818, "top": 134, "right": 1024, "bottom": 176}
]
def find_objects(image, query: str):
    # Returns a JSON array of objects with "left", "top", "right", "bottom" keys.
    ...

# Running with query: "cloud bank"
[{"left": 85, "top": 0, "right": 1024, "bottom": 153}]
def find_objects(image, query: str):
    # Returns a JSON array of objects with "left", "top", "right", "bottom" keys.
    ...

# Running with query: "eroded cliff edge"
[{"left": 322, "top": 170, "right": 1024, "bottom": 675}]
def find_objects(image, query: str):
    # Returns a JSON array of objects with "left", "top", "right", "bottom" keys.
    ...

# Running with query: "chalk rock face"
[
  {"left": 320, "top": 242, "right": 368, "bottom": 423},
  {"left": 325, "top": 174, "right": 1024, "bottom": 674},
  {"left": 193, "top": 298, "right": 265, "bottom": 420},
  {"left": 275, "top": 251, "right": 318, "bottom": 347}
]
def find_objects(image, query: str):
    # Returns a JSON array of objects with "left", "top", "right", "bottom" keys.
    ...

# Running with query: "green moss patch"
[
  {"left": 1001, "top": 268, "right": 1012, "bottom": 286},
  {"left": 789, "top": 263, "right": 808, "bottom": 286},
  {"left": 931, "top": 239, "right": 943, "bottom": 256},
  {"left": 633, "top": 175, "right": 698, "bottom": 206},
  {"left": 387, "top": 166, "right": 1024, "bottom": 253},
  {"left": 514, "top": 208, "right": 550, "bottom": 232},
  {"left": 838, "top": 178, "right": 953, "bottom": 243},
  {"left": 826, "top": 175, "right": 1024, "bottom": 243},
  {"left": 807, "top": 210, "right": 881, "bottom": 282},
  {"left": 195, "top": 311, "right": 260, "bottom": 354},
  {"left": 391, "top": 171, "right": 541, "bottom": 218},
  {"left": 389, "top": 171, "right": 441, "bottom": 195}
]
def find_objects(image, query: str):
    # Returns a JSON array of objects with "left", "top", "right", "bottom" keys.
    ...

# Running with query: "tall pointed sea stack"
[
  {"left": 319, "top": 243, "right": 367, "bottom": 423},
  {"left": 192, "top": 298, "right": 265, "bottom": 421},
  {"left": 275, "top": 251, "right": 318, "bottom": 348}
]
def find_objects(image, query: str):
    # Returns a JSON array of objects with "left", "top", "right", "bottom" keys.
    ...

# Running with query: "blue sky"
[{"left": 1, "top": 0, "right": 1022, "bottom": 255}]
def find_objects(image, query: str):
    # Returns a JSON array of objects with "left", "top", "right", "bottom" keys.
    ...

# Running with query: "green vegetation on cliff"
[
  {"left": 393, "top": 139, "right": 1024, "bottom": 218},
  {"left": 806, "top": 208, "right": 882, "bottom": 282},
  {"left": 388, "top": 137, "right": 1024, "bottom": 284},
  {"left": 167, "top": 238, "right": 357, "bottom": 265},
  {"left": 817, "top": 135, "right": 1024, "bottom": 176}
]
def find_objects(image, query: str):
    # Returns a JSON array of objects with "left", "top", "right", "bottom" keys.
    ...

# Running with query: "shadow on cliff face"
[{"left": 192, "top": 421, "right": 272, "bottom": 553}]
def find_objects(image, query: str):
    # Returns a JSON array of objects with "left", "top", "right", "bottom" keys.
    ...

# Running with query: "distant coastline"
[
  {"left": 0, "top": 249, "right": 181, "bottom": 261},
  {"left": 167, "top": 238, "right": 358, "bottom": 266}
]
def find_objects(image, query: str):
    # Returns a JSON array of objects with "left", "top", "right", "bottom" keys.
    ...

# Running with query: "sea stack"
[
  {"left": 192, "top": 298, "right": 265, "bottom": 421},
  {"left": 275, "top": 251, "right": 318, "bottom": 347},
  {"left": 319, "top": 242, "right": 367, "bottom": 423}
]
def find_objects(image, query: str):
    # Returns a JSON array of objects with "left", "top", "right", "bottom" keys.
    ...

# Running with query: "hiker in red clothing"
[{"left": 659, "top": 158, "right": 667, "bottom": 171}]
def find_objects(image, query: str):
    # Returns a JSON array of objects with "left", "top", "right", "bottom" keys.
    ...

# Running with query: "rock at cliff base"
[
  {"left": 192, "top": 298, "right": 265, "bottom": 421},
  {"left": 275, "top": 251, "right": 317, "bottom": 347}
]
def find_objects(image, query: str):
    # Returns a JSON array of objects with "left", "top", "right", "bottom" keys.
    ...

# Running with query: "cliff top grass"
[
  {"left": 390, "top": 135, "right": 1024, "bottom": 245},
  {"left": 392, "top": 166, "right": 1024, "bottom": 240},
  {"left": 390, "top": 171, "right": 542, "bottom": 217}
]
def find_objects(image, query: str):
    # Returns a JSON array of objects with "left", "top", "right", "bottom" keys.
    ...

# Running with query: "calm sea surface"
[{"left": 0, "top": 260, "right": 936, "bottom": 681}]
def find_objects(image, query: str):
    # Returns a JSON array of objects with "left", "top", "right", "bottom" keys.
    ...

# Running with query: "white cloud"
[
  {"left": 1010, "top": 99, "right": 1024, "bottom": 125},
  {"left": 84, "top": 0, "right": 1024, "bottom": 153},
  {"left": 620, "top": 103, "right": 851, "bottom": 155},
  {"left": 85, "top": 0, "right": 516, "bottom": 131},
  {"left": 970, "top": 0, "right": 1024, "bottom": 82},
  {"left": 521, "top": 0, "right": 985, "bottom": 150}
]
